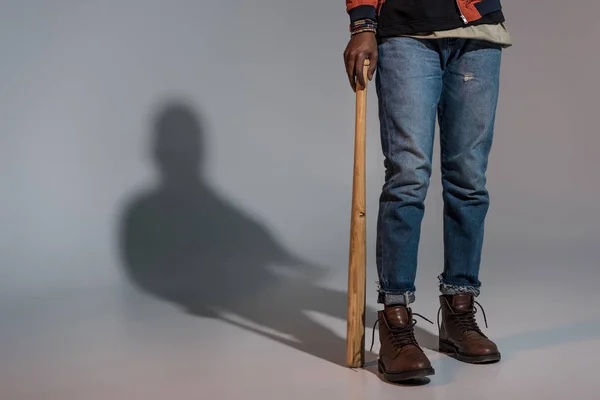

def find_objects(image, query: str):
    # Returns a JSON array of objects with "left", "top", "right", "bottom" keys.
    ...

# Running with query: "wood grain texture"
[{"left": 346, "top": 59, "right": 370, "bottom": 368}]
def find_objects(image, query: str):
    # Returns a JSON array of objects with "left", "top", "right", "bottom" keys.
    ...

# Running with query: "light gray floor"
[{"left": 2, "top": 242, "right": 598, "bottom": 400}]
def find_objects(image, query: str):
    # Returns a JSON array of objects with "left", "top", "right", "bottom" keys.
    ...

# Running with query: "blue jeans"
[{"left": 375, "top": 37, "right": 502, "bottom": 305}]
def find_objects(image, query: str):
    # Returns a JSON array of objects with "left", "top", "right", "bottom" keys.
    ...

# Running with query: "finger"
[
  {"left": 354, "top": 54, "right": 367, "bottom": 89},
  {"left": 345, "top": 54, "right": 357, "bottom": 92}
]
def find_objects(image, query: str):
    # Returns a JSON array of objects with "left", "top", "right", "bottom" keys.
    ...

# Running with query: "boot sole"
[
  {"left": 378, "top": 360, "right": 435, "bottom": 382},
  {"left": 439, "top": 339, "right": 501, "bottom": 364}
]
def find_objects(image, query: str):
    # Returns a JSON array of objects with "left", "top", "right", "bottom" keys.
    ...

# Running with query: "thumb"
[{"left": 367, "top": 58, "right": 377, "bottom": 80}]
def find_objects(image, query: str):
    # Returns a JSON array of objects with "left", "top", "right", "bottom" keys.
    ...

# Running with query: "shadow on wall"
[{"left": 118, "top": 100, "right": 378, "bottom": 367}]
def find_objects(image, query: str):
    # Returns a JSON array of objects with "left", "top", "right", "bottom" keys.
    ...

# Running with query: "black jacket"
[{"left": 346, "top": 0, "right": 505, "bottom": 37}]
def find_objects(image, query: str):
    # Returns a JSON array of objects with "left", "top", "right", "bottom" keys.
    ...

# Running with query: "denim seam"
[{"left": 438, "top": 84, "right": 448, "bottom": 190}]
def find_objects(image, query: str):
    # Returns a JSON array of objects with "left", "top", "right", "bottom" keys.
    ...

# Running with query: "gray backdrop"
[{"left": 1, "top": 1, "right": 598, "bottom": 315}]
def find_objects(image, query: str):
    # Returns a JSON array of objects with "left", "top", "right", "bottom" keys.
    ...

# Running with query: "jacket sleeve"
[{"left": 346, "top": 0, "right": 381, "bottom": 23}]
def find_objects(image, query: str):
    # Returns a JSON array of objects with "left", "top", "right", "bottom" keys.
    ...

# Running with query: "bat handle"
[{"left": 356, "top": 59, "right": 371, "bottom": 92}]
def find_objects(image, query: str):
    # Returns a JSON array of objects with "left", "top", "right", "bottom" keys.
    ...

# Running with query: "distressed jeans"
[{"left": 375, "top": 37, "right": 502, "bottom": 305}]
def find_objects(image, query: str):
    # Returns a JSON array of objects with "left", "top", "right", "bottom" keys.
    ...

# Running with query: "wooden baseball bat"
[{"left": 346, "top": 59, "right": 370, "bottom": 368}]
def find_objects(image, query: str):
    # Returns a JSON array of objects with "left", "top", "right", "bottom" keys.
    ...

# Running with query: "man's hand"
[{"left": 344, "top": 32, "right": 378, "bottom": 91}]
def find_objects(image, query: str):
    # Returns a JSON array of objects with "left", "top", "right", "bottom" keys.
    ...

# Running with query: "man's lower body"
[{"left": 374, "top": 37, "right": 502, "bottom": 382}]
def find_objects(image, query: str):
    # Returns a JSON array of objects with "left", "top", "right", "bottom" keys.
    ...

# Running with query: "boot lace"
[
  {"left": 437, "top": 299, "right": 489, "bottom": 336},
  {"left": 370, "top": 312, "right": 433, "bottom": 352}
]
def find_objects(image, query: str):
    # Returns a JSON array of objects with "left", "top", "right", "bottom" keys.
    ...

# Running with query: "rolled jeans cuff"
[
  {"left": 438, "top": 275, "right": 481, "bottom": 297},
  {"left": 377, "top": 290, "right": 415, "bottom": 305}
]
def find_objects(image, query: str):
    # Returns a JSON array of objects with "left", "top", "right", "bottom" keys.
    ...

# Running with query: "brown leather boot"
[
  {"left": 438, "top": 294, "right": 501, "bottom": 364},
  {"left": 375, "top": 305, "right": 435, "bottom": 382}
]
